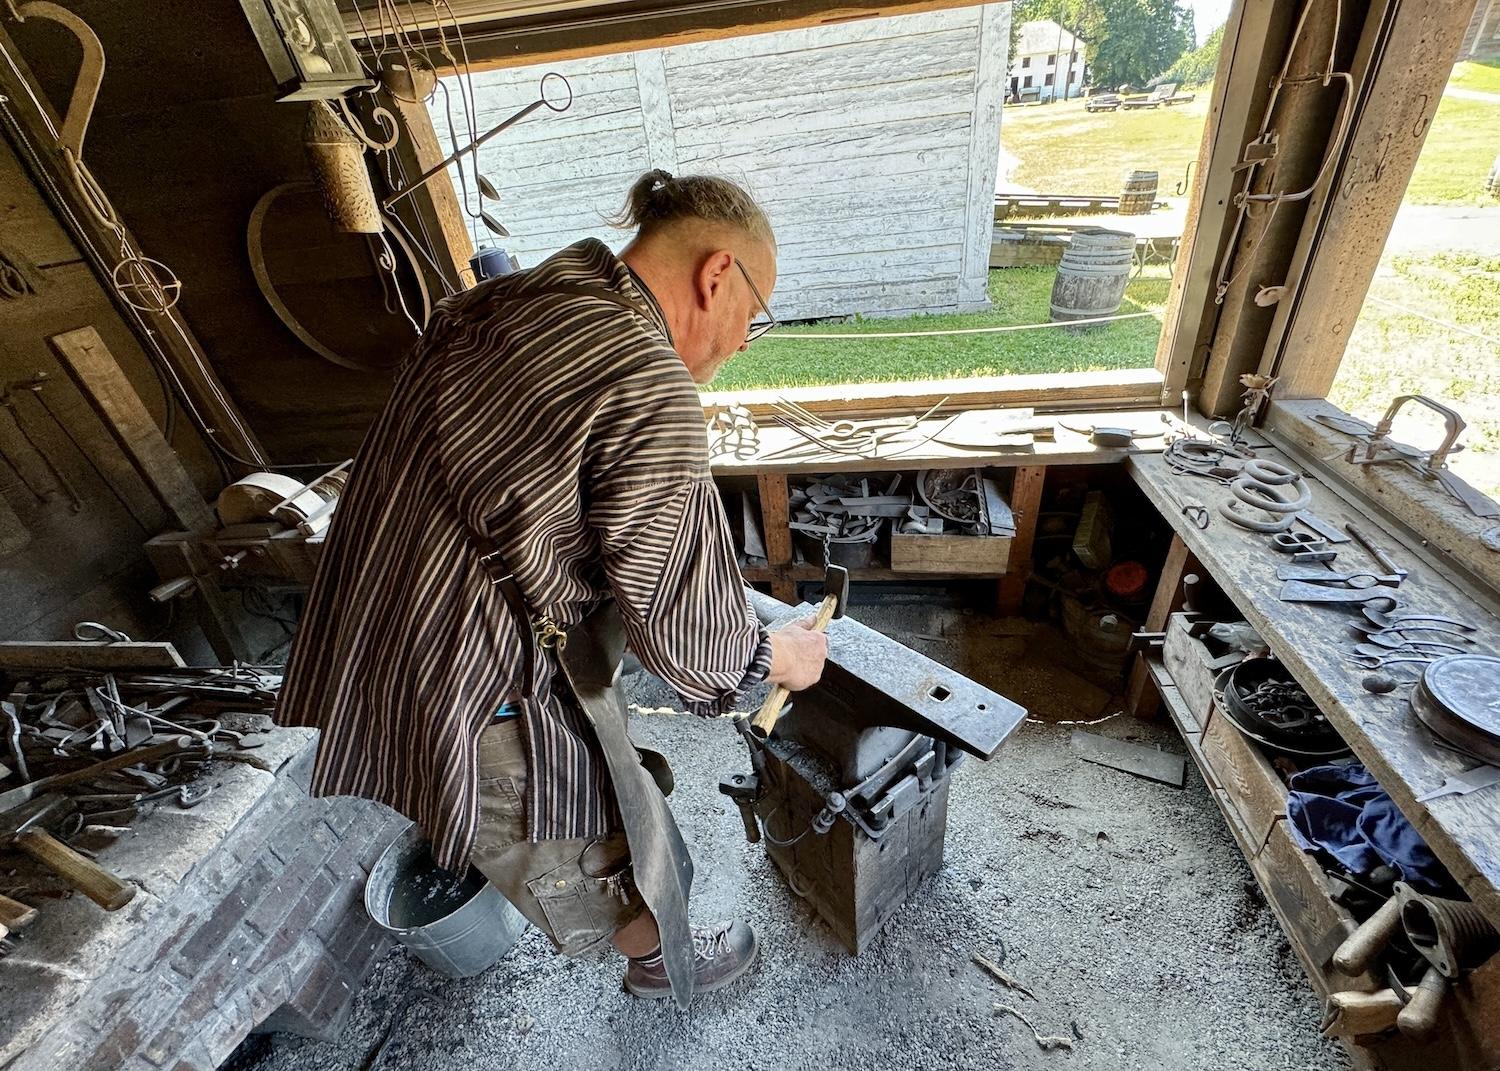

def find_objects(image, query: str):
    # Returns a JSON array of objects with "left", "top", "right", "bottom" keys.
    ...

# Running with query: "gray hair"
[{"left": 612, "top": 169, "right": 775, "bottom": 247}]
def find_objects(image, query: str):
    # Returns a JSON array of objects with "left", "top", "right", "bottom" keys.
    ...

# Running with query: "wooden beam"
[
  {"left": 756, "top": 473, "right": 796, "bottom": 603},
  {"left": 383, "top": 90, "right": 476, "bottom": 295},
  {"left": 1198, "top": 0, "right": 1357, "bottom": 416},
  {"left": 0, "top": 23, "right": 268, "bottom": 469},
  {"left": 345, "top": 0, "right": 986, "bottom": 72},
  {"left": 47, "top": 328, "right": 216, "bottom": 533},
  {"left": 1154, "top": 0, "right": 1290, "bottom": 406},
  {"left": 1260, "top": 0, "right": 1481, "bottom": 399},
  {"left": 1126, "top": 533, "right": 1197, "bottom": 719},
  {"left": 996, "top": 465, "right": 1044, "bottom": 615},
  {"left": 702, "top": 368, "right": 1163, "bottom": 423}
]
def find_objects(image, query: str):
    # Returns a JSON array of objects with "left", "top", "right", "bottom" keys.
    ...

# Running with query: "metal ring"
[
  {"left": 1243, "top": 459, "right": 1301, "bottom": 486},
  {"left": 1231, "top": 475, "right": 1311, "bottom": 514},
  {"left": 541, "top": 72, "right": 573, "bottom": 112}
]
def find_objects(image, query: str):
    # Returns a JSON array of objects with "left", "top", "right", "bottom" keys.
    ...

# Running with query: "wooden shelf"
[{"left": 1129, "top": 448, "right": 1500, "bottom": 933}]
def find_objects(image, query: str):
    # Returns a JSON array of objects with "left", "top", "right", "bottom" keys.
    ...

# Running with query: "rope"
[{"left": 756, "top": 310, "right": 1156, "bottom": 340}]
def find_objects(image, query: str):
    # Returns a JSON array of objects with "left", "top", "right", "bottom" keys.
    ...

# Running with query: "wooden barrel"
[
  {"left": 1049, "top": 230, "right": 1135, "bottom": 324},
  {"left": 1117, "top": 169, "right": 1159, "bottom": 216}
]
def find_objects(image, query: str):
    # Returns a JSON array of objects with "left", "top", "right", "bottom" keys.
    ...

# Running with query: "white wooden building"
[
  {"left": 433, "top": 6, "right": 1009, "bottom": 321},
  {"left": 1010, "top": 19, "right": 1087, "bottom": 102}
]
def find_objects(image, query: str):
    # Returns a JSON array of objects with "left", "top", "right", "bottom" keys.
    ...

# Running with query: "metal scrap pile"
[
  {"left": 0, "top": 664, "right": 281, "bottom": 950},
  {"left": 788, "top": 474, "right": 906, "bottom": 567}
]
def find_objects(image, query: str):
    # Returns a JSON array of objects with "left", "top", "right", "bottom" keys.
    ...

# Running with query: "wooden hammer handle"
[
  {"left": 0, "top": 893, "right": 38, "bottom": 930},
  {"left": 1333, "top": 896, "right": 1402, "bottom": 976},
  {"left": 750, "top": 593, "right": 839, "bottom": 736},
  {"left": 16, "top": 830, "right": 135, "bottom": 911}
]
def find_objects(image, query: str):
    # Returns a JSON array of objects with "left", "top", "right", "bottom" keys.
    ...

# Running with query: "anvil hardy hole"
[
  {"left": 978, "top": 703, "right": 987, "bottom": 711},
  {"left": 930, "top": 685, "right": 951, "bottom": 702}
]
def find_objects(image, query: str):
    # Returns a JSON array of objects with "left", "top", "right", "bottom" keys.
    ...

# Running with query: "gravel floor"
[{"left": 232, "top": 594, "right": 1351, "bottom": 1071}]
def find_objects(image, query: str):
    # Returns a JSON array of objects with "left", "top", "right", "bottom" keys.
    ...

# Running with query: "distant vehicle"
[{"left": 1120, "top": 82, "right": 1197, "bottom": 110}]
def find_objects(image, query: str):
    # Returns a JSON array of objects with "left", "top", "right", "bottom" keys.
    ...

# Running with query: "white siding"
[{"left": 432, "top": 6, "right": 1009, "bottom": 321}]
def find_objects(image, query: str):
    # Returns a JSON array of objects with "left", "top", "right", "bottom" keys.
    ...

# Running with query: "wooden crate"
[
  {"left": 889, "top": 532, "right": 1011, "bottom": 575},
  {"left": 1253, "top": 819, "right": 1379, "bottom": 999}
]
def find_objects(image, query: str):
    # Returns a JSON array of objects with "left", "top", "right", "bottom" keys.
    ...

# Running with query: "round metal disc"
[{"left": 1422, "top": 655, "right": 1500, "bottom": 738}]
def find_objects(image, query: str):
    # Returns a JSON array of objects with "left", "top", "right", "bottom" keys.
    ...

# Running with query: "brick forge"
[{"left": 0, "top": 726, "right": 405, "bottom": 1071}]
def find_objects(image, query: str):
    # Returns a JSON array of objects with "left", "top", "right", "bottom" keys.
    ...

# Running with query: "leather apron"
[
  {"left": 438, "top": 276, "right": 697, "bottom": 1007},
  {"left": 553, "top": 601, "right": 696, "bottom": 1008}
]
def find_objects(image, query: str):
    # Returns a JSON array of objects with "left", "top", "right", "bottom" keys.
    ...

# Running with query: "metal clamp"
[
  {"left": 1355, "top": 395, "right": 1466, "bottom": 479},
  {"left": 534, "top": 618, "right": 568, "bottom": 651}
]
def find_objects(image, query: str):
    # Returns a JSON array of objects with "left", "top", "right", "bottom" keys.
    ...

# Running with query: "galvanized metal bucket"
[{"left": 364, "top": 823, "right": 528, "bottom": 978}]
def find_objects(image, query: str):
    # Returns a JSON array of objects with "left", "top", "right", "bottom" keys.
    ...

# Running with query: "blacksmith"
[{"left": 278, "top": 170, "right": 827, "bottom": 1006}]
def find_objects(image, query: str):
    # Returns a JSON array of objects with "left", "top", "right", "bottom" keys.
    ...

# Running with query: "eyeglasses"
[{"left": 735, "top": 258, "right": 778, "bottom": 344}]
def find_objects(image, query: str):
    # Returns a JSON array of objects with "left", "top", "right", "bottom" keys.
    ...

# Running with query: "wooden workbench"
[
  {"left": 716, "top": 407, "right": 1185, "bottom": 604},
  {"left": 1127, "top": 446, "right": 1500, "bottom": 934}
]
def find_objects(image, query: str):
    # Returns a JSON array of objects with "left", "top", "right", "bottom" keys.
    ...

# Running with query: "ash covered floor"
[{"left": 233, "top": 593, "right": 1351, "bottom": 1071}]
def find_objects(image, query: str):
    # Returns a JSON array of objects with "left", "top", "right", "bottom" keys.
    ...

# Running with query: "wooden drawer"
[
  {"left": 1252, "top": 818, "right": 1378, "bottom": 999},
  {"left": 889, "top": 532, "right": 1011, "bottom": 574},
  {"left": 1161, "top": 613, "right": 1231, "bottom": 734},
  {"left": 1201, "top": 701, "right": 1286, "bottom": 856}
]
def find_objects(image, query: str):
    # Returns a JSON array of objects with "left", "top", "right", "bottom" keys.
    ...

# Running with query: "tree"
[
  {"left": 1011, "top": 0, "right": 1194, "bottom": 91},
  {"left": 1157, "top": 22, "right": 1225, "bottom": 87}
]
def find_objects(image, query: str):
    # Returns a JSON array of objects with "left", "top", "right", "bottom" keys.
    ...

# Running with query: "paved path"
[{"left": 1445, "top": 86, "right": 1500, "bottom": 104}]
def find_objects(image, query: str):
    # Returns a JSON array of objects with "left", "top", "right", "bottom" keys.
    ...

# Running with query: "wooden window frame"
[{"left": 364, "top": 0, "right": 1480, "bottom": 420}]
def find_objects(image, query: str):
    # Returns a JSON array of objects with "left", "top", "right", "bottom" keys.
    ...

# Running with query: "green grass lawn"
[
  {"left": 1329, "top": 252, "right": 1500, "bottom": 497},
  {"left": 1000, "top": 93, "right": 1212, "bottom": 197},
  {"left": 1450, "top": 58, "right": 1500, "bottom": 94},
  {"left": 1406, "top": 92, "right": 1500, "bottom": 204},
  {"left": 999, "top": 61, "right": 1496, "bottom": 205},
  {"left": 709, "top": 264, "right": 1170, "bottom": 392}
]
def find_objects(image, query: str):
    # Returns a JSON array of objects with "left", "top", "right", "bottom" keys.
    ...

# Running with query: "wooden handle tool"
[
  {"left": 1333, "top": 896, "right": 1402, "bottom": 976},
  {"left": 1396, "top": 965, "right": 1449, "bottom": 1041},
  {"left": 749, "top": 564, "right": 849, "bottom": 738},
  {"left": 0, "top": 893, "right": 38, "bottom": 931},
  {"left": 15, "top": 829, "right": 135, "bottom": 911}
]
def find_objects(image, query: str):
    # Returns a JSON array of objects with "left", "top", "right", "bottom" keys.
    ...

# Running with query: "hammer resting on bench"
[
  {"left": 750, "top": 564, "right": 850, "bottom": 738},
  {"left": 1, "top": 794, "right": 136, "bottom": 911}
]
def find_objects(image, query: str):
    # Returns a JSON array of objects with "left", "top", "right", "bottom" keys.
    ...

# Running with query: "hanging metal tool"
[{"left": 382, "top": 72, "right": 572, "bottom": 212}]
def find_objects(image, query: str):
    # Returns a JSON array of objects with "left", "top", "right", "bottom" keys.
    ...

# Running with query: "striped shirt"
[{"left": 276, "top": 239, "right": 772, "bottom": 872}]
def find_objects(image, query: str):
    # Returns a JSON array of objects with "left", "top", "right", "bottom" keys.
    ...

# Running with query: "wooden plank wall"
[
  {"left": 436, "top": 6, "right": 1009, "bottom": 321},
  {"left": 0, "top": 137, "right": 212, "bottom": 645},
  {"left": 10, "top": 3, "right": 420, "bottom": 465}
]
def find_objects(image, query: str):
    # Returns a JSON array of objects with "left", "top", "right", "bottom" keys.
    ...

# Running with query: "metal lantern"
[{"left": 240, "top": 0, "right": 373, "bottom": 101}]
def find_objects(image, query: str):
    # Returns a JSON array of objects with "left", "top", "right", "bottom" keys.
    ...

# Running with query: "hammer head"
[
  {"left": 0, "top": 794, "right": 68, "bottom": 842},
  {"left": 822, "top": 565, "right": 850, "bottom": 619}
]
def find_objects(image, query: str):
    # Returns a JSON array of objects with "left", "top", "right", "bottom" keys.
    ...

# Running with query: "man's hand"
[{"left": 766, "top": 618, "right": 828, "bottom": 692}]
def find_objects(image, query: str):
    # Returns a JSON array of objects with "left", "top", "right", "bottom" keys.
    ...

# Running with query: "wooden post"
[
  {"left": 48, "top": 328, "right": 216, "bottom": 533},
  {"left": 385, "top": 91, "right": 476, "bottom": 294},
  {"left": 757, "top": 473, "right": 796, "bottom": 603},
  {"left": 996, "top": 465, "right": 1044, "bottom": 615},
  {"left": 1126, "top": 533, "right": 1197, "bottom": 719}
]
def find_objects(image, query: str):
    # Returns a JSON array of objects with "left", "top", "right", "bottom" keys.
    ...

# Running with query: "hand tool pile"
[
  {"left": 913, "top": 468, "right": 1015, "bottom": 538},
  {"left": 0, "top": 664, "right": 281, "bottom": 944},
  {"left": 1163, "top": 419, "right": 1492, "bottom": 695},
  {"left": 788, "top": 474, "right": 902, "bottom": 567},
  {"left": 1327, "top": 879, "right": 1500, "bottom": 1042},
  {"left": 763, "top": 397, "right": 953, "bottom": 461}
]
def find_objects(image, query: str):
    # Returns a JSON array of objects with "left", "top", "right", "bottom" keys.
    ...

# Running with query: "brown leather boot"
[{"left": 623, "top": 920, "right": 758, "bottom": 1000}]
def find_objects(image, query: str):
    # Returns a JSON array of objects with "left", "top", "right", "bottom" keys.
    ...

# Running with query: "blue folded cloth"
[{"left": 1286, "top": 763, "right": 1449, "bottom": 893}]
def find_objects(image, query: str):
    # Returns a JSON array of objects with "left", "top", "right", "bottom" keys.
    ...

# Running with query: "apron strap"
[{"left": 472, "top": 536, "right": 538, "bottom": 699}]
